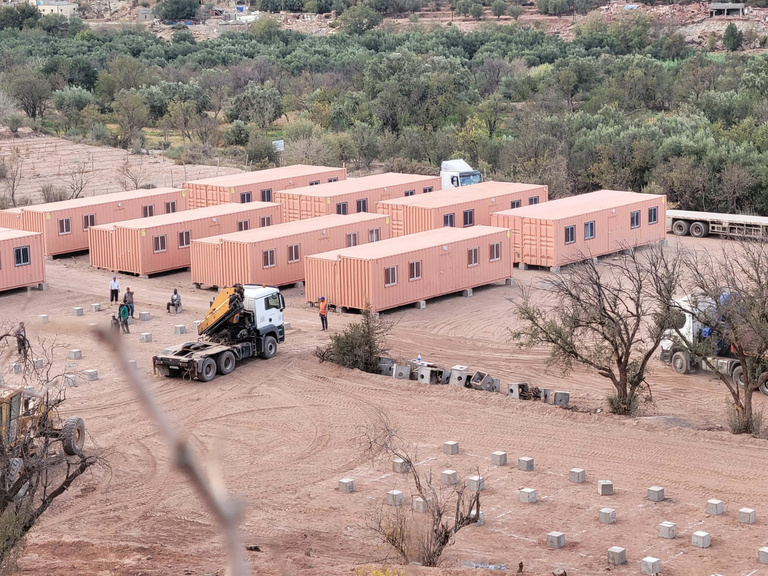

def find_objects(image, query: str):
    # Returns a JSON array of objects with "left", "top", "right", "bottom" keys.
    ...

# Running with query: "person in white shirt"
[{"left": 109, "top": 276, "right": 120, "bottom": 305}]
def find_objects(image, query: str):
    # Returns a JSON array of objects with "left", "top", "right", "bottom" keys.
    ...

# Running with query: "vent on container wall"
[
  {"left": 492, "top": 198, "right": 496, "bottom": 203},
  {"left": 322, "top": 230, "right": 327, "bottom": 235},
  {"left": 118, "top": 202, "right": 122, "bottom": 207},
  {"left": 212, "top": 217, "right": 217, "bottom": 223},
  {"left": 443, "top": 245, "right": 448, "bottom": 251}
]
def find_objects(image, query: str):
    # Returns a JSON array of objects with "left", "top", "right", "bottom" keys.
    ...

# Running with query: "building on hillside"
[
  {"left": 28, "top": 0, "right": 77, "bottom": 17},
  {"left": 709, "top": 2, "right": 744, "bottom": 17}
]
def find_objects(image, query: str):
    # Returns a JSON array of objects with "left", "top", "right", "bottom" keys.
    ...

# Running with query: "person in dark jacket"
[{"left": 119, "top": 303, "right": 131, "bottom": 334}]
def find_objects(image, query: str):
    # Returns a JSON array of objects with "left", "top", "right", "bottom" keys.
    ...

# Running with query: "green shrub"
[{"left": 314, "top": 306, "right": 391, "bottom": 373}]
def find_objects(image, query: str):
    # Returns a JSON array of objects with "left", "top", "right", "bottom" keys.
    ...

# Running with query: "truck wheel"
[
  {"left": 732, "top": 366, "right": 746, "bottom": 389},
  {"left": 672, "top": 220, "right": 690, "bottom": 236},
  {"left": 671, "top": 351, "right": 690, "bottom": 374},
  {"left": 62, "top": 416, "right": 85, "bottom": 456},
  {"left": 260, "top": 336, "right": 277, "bottom": 359},
  {"left": 758, "top": 373, "right": 768, "bottom": 396},
  {"left": 217, "top": 351, "right": 236, "bottom": 375},
  {"left": 689, "top": 221, "right": 709, "bottom": 238},
  {"left": 198, "top": 358, "right": 217, "bottom": 382}
]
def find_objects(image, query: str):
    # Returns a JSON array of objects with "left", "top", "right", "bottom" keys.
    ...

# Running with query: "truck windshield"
[{"left": 459, "top": 172, "right": 482, "bottom": 186}]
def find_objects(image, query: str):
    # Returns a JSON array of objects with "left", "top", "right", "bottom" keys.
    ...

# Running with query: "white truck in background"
[
  {"left": 667, "top": 209, "right": 768, "bottom": 239},
  {"left": 440, "top": 159, "right": 483, "bottom": 189}
]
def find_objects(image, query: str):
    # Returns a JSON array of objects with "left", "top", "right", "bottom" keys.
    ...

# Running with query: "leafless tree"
[
  {"left": 65, "top": 161, "right": 93, "bottom": 199},
  {"left": 1, "top": 148, "right": 24, "bottom": 208},
  {"left": 361, "top": 412, "right": 481, "bottom": 567},
  {"left": 117, "top": 157, "right": 147, "bottom": 191}
]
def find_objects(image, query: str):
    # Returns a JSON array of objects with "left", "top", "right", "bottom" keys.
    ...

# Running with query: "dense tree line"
[{"left": 2, "top": 9, "right": 768, "bottom": 213}]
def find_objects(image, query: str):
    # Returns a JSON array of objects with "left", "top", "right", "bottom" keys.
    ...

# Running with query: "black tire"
[
  {"left": 732, "top": 365, "right": 745, "bottom": 389},
  {"left": 62, "top": 416, "right": 85, "bottom": 456},
  {"left": 260, "top": 335, "right": 277, "bottom": 359},
  {"left": 217, "top": 350, "right": 236, "bottom": 375},
  {"left": 198, "top": 357, "right": 217, "bottom": 382},
  {"left": 759, "top": 373, "right": 768, "bottom": 396},
  {"left": 671, "top": 351, "right": 690, "bottom": 375},
  {"left": 672, "top": 220, "right": 690, "bottom": 236},
  {"left": 689, "top": 221, "right": 709, "bottom": 238}
]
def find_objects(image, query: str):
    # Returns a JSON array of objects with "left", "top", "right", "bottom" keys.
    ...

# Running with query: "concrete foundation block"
[
  {"left": 284, "top": 322, "right": 291, "bottom": 330},
  {"left": 413, "top": 497, "right": 429, "bottom": 513},
  {"left": 540, "top": 388, "right": 550, "bottom": 403},
  {"left": 32, "top": 358, "right": 43, "bottom": 369},
  {"left": 550, "top": 266, "right": 561, "bottom": 273},
  {"left": 518, "top": 456, "right": 534, "bottom": 471},
  {"left": 449, "top": 365, "right": 469, "bottom": 386},
  {"left": 379, "top": 362, "right": 394, "bottom": 377},
  {"left": 569, "top": 468, "right": 585, "bottom": 483},
  {"left": 469, "top": 509, "right": 484, "bottom": 525},
  {"left": 520, "top": 488, "right": 537, "bottom": 503},
  {"left": 599, "top": 508, "right": 616, "bottom": 524},
  {"left": 37, "top": 282, "right": 48, "bottom": 291},
  {"left": 139, "top": 311, "right": 151, "bottom": 321},
  {"left": 519, "top": 262, "right": 528, "bottom": 270},
  {"left": 707, "top": 499, "right": 724, "bottom": 515},
  {"left": 467, "top": 476, "right": 484, "bottom": 492},
  {"left": 443, "top": 441, "right": 459, "bottom": 455},
  {"left": 507, "top": 382, "right": 529, "bottom": 399},
  {"left": 174, "top": 324, "right": 186, "bottom": 335},
  {"left": 547, "top": 531, "right": 565, "bottom": 549},
  {"left": 441, "top": 469, "right": 458, "bottom": 485},
  {"left": 597, "top": 480, "right": 613, "bottom": 496},
  {"left": 68, "top": 349, "right": 82, "bottom": 360},
  {"left": 72, "top": 307, "right": 84, "bottom": 317},
  {"left": 63, "top": 374, "right": 76, "bottom": 387},
  {"left": 38, "top": 314, "right": 49, "bottom": 324},
  {"left": 392, "top": 458, "right": 408, "bottom": 474},
  {"left": 90, "top": 303, "right": 101, "bottom": 312},
  {"left": 338, "top": 478, "right": 354, "bottom": 493},
  {"left": 554, "top": 391, "right": 570, "bottom": 407},
  {"left": 648, "top": 486, "right": 665, "bottom": 502},
  {"left": 505, "top": 278, "right": 515, "bottom": 286},
  {"left": 641, "top": 557, "right": 660, "bottom": 575},
  {"left": 194, "top": 320, "right": 202, "bottom": 329},
  {"left": 658, "top": 521, "right": 676, "bottom": 539},
  {"left": 294, "top": 281, "right": 304, "bottom": 289},
  {"left": 84, "top": 369, "right": 98, "bottom": 381},
  {"left": 607, "top": 546, "right": 626, "bottom": 565},
  {"left": 387, "top": 490, "right": 404, "bottom": 506},
  {"left": 739, "top": 507, "right": 756, "bottom": 524},
  {"left": 12, "top": 363, "right": 22, "bottom": 374},
  {"left": 462, "top": 288, "right": 473, "bottom": 297},
  {"left": 470, "top": 371, "right": 493, "bottom": 391},
  {"left": 492, "top": 451, "right": 507, "bottom": 466},
  {"left": 759, "top": 547, "right": 768, "bottom": 564},
  {"left": 414, "top": 300, "right": 426, "bottom": 309},
  {"left": 126, "top": 317, "right": 134, "bottom": 325},
  {"left": 140, "top": 332, "right": 152, "bottom": 343},
  {"left": 392, "top": 364, "right": 411, "bottom": 379},
  {"left": 692, "top": 531, "right": 710, "bottom": 548},
  {"left": 417, "top": 366, "right": 441, "bottom": 384},
  {"left": 128, "top": 359, "right": 137, "bottom": 369}
]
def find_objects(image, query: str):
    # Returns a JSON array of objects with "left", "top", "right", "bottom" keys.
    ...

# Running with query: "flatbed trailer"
[{"left": 667, "top": 209, "right": 768, "bottom": 239}]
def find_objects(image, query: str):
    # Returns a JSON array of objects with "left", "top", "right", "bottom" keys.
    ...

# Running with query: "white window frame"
[
  {"left": 357, "top": 198, "right": 368, "bottom": 213},
  {"left": 423, "top": 186, "right": 433, "bottom": 193},
  {"left": 260, "top": 216, "right": 272, "bottom": 227},
  {"left": 165, "top": 201, "right": 177, "bottom": 214},
  {"left": 409, "top": 260, "right": 421, "bottom": 281},
  {"left": 463, "top": 209, "right": 475, "bottom": 228},
  {"left": 153, "top": 234, "right": 167, "bottom": 253},
  {"left": 444, "top": 213, "right": 455, "bottom": 227},
  {"left": 404, "top": 189, "right": 415, "bottom": 197},
  {"left": 309, "top": 180, "right": 320, "bottom": 186},
  {"left": 58, "top": 217, "right": 72, "bottom": 236},
  {"left": 510, "top": 199, "right": 521, "bottom": 209},
  {"left": 368, "top": 228, "right": 380, "bottom": 242},
  {"left": 262, "top": 248, "right": 276, "bottom": 268},
  {"left": 288, "top": 244, "right": 300, "bottom": 263},
  {"left": 83, "top": 213, "right": 95, "bottom": 231},
  {"left": 649, "top": 206, "right": 658, "bottom": 225},
  {"left": 336, "top": 202, "right": 348, "bottom": 215},
  {"left": 631, "top": 210, "right": 641, "bottom": 229},
  {"left": 237, "top": 220, "right": 250, "bottom": 232},
  {"left": 142, "top": 204, "right": 155, "bottom": 218},
  {"left": 178, "top": 230, "right": 191, "bottom": 249},
  {"left": 585, "top": 220, "right": 595, "bottom": 240},
  {"left": 328, "top": 177, "right": 339, "bottom": 182},
  {"left": 529, "top": 196, "right": 540, "bottom": 205},
  {"left": 14, "top": 245, "right": 30, "bottom": 267},
  {"left": 346, "top": 232, "right": 358, "bottom": 247},
  {"left": 468, "top": 247, "right": 479, "bottom": 267},
  {"left": 260, "top": 188, "right": 272, "bottom": 202},
  {"left": 490, "top": 242, "right": 501, "bottom": 262},
  {"left": 241, "top": 191, "right": 252, "bottom": 203},
  {"left": 384, "top": 265, "right": 398, "bottom": 287},
  {"left": 565, "top": 225, "right": 575, "bottom": 245}
]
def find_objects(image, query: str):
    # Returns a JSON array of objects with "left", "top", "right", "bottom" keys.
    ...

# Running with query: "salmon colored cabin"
[
  {"left": 0, "top": 208, "right": 23, "bottom": 230},
  {"left": 89, "top": 202, "right": 282, "bottom": 277},
  {"left": 190, "top": 213, "right": 391, "bottom": 289},
  {"left": 274, "top": 173, "right": 441, "bottom": 222},
  {"left": 0, "top": 228, "right": 46, "bottom": 292},
  {"left": 377, "top": 181, "right": 548, "bottom": 236},
  {"left": 183, "top": 165, "right": 348, "bottom": 209},
  {"left": 304, "top": 226, "right": 514, "bottom": 313},
  {"left": 0, "top": 188, "right": 186, "bottom": 257},
  {"left": 490, "top": 190, "right": 667, "bottom": 270}
]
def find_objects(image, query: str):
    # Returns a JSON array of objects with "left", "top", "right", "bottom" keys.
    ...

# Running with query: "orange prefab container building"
[
  {"left": 377, "top": 181, "right": 548, "bottom": 237},
  {"left": 0, "top": 228, "right": 45, "bottom": 292},
  {"left": 0, "top": 208, "right": 23, "bottom": 230},
  {"left": 304, "top": 226, "right": 513, "bottom": 313},
  {"left": 490, "top": 190, "right": 667, "bottom": 270},
  {"left": 0, "top": 188, "right": 186, "bottom": 257},
  {"left": 274, "top": 173, "right": 441, "bottom": 222},
  {"left": 183, "top": 165, "right": 348, "bottom": 209},
  {"left": 89, "top": 202, "right": 282, "bottom": 277},
  {"left": 190, "top": 213, "right": 391, "bottom": 289}
]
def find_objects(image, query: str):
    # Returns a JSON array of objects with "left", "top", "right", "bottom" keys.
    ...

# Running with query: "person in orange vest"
[{"left": 319, "top": 297, "right": 328, "bottom": 331}]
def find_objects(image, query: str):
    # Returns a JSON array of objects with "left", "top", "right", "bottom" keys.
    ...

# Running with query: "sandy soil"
[{"left": 1, "top": 233, "right": 766, "bottom": 576}]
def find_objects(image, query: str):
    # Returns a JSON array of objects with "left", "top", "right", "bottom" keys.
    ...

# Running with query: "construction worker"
[
  {"left": 123, "top": 287, "right": 135, "bottom": 318},
  {"left": 109, "top": 276, "right": 120, "bottom": 305},
  {"left": 119, "top": 303, "right": 131, "bottom": 334},
  {"left": 319, "top": 296, "right": 328, "bottom": 331}
]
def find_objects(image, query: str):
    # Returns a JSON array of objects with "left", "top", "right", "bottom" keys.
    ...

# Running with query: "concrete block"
[
  {"left": 387, "top": 490, "right": 404, "bottom": 506},
  {"left": 520, "top": 488, "right": 537, "bottom": 503},
  {"left": 12, "top": 363, "right": 22, "bottom": 374},
  {"left": 68, "top": 349, "right": 82, "bottom": 360},
  {"left": 413, "top": 497, "right": 429, "bottom": 513},
  {"left": 417, "top": 366, "right": 441, "bottom": 384},
  {"left": 507, "top": 382, "right": 529, "bottom": 399},
  {"left": 706, "top": 499, "right": 724, "bottom": 515},
  {"left": 441, "top": 469, "right": 458, "bottom": 485},
  {"left": 462, "top": 288, "right": 473, "bottom": 297},
  {"left": 140, "top": 332, "right": 152, "bottom": 343},
  {"left": 469, "top": 509, "right": 484, "bottom": 525},
  {"left": 505, "top": 278, "right": 515, "bottom": 286},
  {"left": 492, "top": 451, "right": 507, "bottom": 466},
  {"left": 449, "top": 365, "right": 469, "bottom": 386},
  {"left": 32, "top": 358, "right": 43, "bottom": 369},
  {"left": 392, "top": 364, "right": 410, "bottom": 379},
  {"left": 658, "top": 521, "right": 676, "bottom": 539},
  {"left": 379, "top": 362, "right": 394, "bottom": 377},
  {"left": 63, "top": 374, "right": 76, "bottom": 387},
  {"left": 378, "top": 357, "right": 394, "bottom": 368},
  {"left": 38, "top": 314, "right": 49, "bottom": 324},
  {"left": 692, "top": 531, "right": 710, "bottom": 548},
  {"left": 607, "top": 546, "right": 626, "bottom": 565},
  {"left": 597, "top": 480, "right": 613, "bottom": 496},
  {"left": 569, "top": 468, "right": 585, "bottom": 483},
  {"left": 174, "top": 324, "right": 186, "bottom": 335},
  {"left": 554, "top": 391, "right": 570, "bottom": 407},
  {"left": 648, "top": 486, "right": 665, "bottom": 502},
  {"left": 139, "top": 311, "right": 151, "bottom": 321},
  {"left": 294, "top": 281, "right": 304, "bottom": 289},
  {"left": 641, "top": 557, "right": 660, "bottom": 575},
  {"left": 83, "top": 369, "right": 98, "bottom": 381},
  {"left": 470, "top": 371, "right": 493, "bottom": 391},
  {"left": 547, "top": 531, "right": 565, "bottom": 549},
  {"left": 128, "top": 359, "right": 137, "bottom": 369},
  {"left": 518, "top": 456, "right": 534, "bottom": 471},
  {"left": 72, "top": 307, "right": 84, "bottom": 317},
  {"left": 90, "top": 303, "right": 101, "bottom": 312},
  {"left": 284, "top": 322, "right": 291, "bottom": 330},
  {"left": 392, "top": 458, "right": 408, "bottom": 474},
  {"left": 739, "top": 507, "right": 756, "bottom": 524},
  {"left": 126, "top": 317, "right": 134, "bottom": 325},
  {"left": 599, "top": 508, "right": 616, "bottom": 524},
  {"left": 540, "top": 388, "right": 550, "bottom": 403},
  {"left": 443, "top": 441, "right": 459, "bottom": 455},
  {"left": 550, "top": 266, "right": 561, "bottom": 273},
  {"left": 338, "top": 478, "right": 354, "bottom": 493},
  {"left": 37, "top": 282, "right": 48, "bottom": 291},
  {"left": 414, "top": 300, "right": 426, "bottom": 309},
  {"left": 759, "top": 547, "right": 768, "bottom": 564},
  {"left": 194, "top": 320, "right": 201, "bottom": 329},
  {"left": 467, "top": 476, "right": 484, "bottom": 492}
]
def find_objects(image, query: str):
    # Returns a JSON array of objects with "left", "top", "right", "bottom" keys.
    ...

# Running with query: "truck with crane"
[{"left": 152, "top": 284, "right": 286, "bottom": 382}]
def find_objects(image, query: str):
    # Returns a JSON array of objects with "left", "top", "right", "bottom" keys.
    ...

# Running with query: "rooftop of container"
[
  {"left": 183, "top": 165, "right": 343, "bottom": 187},
  {"left": 194, "top": 212, "right": 388, "bottom": 245},
  {"left": 378, "top": 181, "right": 546, "bottom": 208},
  {"left": 494, "top": 190, "right": 665, "bottom": 220},
  {"left": 17, "top": 188, "right": 183, "bottom": 213},
  {"left": 276, "top": 173, "right": 438, "bottom": 198},
  {"left": 309, "top": 225, "right": 508, "bottom": 261},
  {"left": 0, "top": 227, "right": 41, "bottom": 240},
  {"left": 90, "top": 202, "right": 280, "bottom": 230}
]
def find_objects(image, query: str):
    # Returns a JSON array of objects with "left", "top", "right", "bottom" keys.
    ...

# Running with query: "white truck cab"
[
  {"left": 440, "top": 159, "right": 483, "bottom": 189},
  {"left": 243, "top": 285, "right": 285, "bottom": 330}
]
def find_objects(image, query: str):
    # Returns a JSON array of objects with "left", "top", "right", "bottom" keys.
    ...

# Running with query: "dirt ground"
[{"left": 0, "top": 232, "right": 764, "bottom": 576}]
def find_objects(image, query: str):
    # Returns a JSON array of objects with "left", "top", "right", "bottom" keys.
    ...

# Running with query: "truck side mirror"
[{"left": 451, "top": 176, "right": 459, "bottom": 187}]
